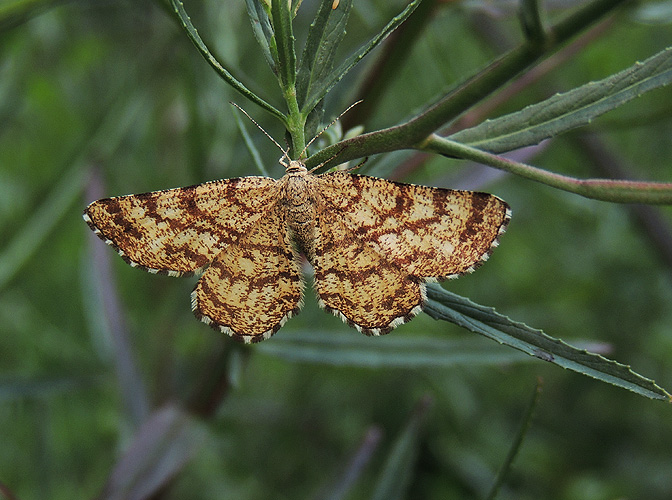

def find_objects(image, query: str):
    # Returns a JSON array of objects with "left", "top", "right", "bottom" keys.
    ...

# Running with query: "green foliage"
[
  {"left": 424, "top": 285, "right": 669, "bottom": 400},
  {"left": 1, "top": 0, "right": 672, "bottom": 499},
  {"left": 449, "top": 47, "right": 672, "bottom": 154}
]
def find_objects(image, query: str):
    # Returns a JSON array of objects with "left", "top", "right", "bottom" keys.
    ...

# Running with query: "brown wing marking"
[
  {"left": 191, "top": 202, "right": 304, "bottom": 343},
  {"left": 83, "top": 177, "right": 278, "bottom": 276},
  {"left": 317, "top": 172, "right": 510, "bottom": 280},
  {"left": 311, "top": 204, "right": 424, "bottom": 335}
]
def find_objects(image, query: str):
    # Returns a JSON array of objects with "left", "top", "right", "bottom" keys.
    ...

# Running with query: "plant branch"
[
  {"left": 300, "top": 0, "right": 423, "bottom": 117},
  {"left": 271, "top": 0, "right": 304, "bottom": 153},
  {"left": 424, "top": 135, "right": 672, "bottom": 204},
  {"left": 306, "top": 0, "right": 632, "bottom": 169}
]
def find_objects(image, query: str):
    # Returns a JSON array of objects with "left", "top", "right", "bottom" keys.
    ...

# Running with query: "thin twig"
[{"left": 423, "top": 135, "right": 672, "bottom": 204}]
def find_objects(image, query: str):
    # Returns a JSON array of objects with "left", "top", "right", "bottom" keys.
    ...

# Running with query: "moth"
[{"left": 84, "top": 151, "right": 509, "bottom": 343}]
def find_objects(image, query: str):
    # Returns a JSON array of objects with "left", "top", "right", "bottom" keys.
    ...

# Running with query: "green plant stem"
[
  {"left": 306, "top": 0, "right": 631, "bottom": 169},
  {"left": 286, "top": 89, "right": 306, "bottom": 155},
  {"left": 271, "top": 0, "right": 306, "bottom": 154},
  {"left": 424, "top": 135, "right": 672, "bottom": 204}
]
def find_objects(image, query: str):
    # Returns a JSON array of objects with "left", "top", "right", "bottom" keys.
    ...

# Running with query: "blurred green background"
[{"left": 2, "top": 0, "right": 672, "bottom": 499}]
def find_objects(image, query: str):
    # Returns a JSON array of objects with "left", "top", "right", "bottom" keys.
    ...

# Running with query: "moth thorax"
[
  {"left": 286, "top": 183, "right": 316, "bottom": 224},
  {"left": 284, "top": 173, "right": 317, "bottom": 258}
]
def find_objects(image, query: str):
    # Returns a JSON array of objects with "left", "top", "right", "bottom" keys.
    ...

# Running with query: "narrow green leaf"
[
  {"left": 98, "top": 405, "right": 207, "bottom": 500},
  {"left": 370, "top": 396, "right": 432, "bottom": 500},
  {"left": 257, "top": 330, "right": 529, "bottom": 368},
  {"left": 169, "top": 0, "right": 285, "bottom": 121},
  {"left": 271, "top": 0, "right": 297, "bottom": 88},
  {"left": 305, "top": 0, "right": 633, "bottom": 169},
  {"left": 295, "top": 0, "right": 352, "bottom": 140},
  {"left": 301, "top": 0, "right": 423, "bottom": 116},
  {"left": 304, "top": 105, "right": 326, "bottom": 146},
  {"left": 296, "top": 0, "right": 352, "bottom": 108},
  {"left": 245, "top": 0, "right": 276, "bottom": 72},
  {"left": 449, "top": 46, "right": 672, "bottom": 153},
  {"left": 424, "top": 285, "right": 672, "bottom": 401}
]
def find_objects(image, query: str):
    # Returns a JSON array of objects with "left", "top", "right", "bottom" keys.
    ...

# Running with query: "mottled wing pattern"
[
  {"left": 192, "top": 201, "right": 304, "bottom": 343},
  {"left": 312, "top": 206, "right": 424, "bottom": 334},
  {"left": 83, "top": 177, "right": 278, "bottom": 276},
  {"left": 312, "top": 172, "right": 510, "bottom": 334},
  {"left": 84, "top": 163, "right": 510, "bottom": 341},
  {"left": 318, "top": 172, "right": 510, "bottom": 279}
]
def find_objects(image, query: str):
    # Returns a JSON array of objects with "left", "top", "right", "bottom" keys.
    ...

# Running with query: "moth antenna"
[
  {"left": 230, "top": 102, "right": 289, "bottom": 163},
  {"left": 346, "top": 157, "right": 368, "bottom": 172},
  {"left": 301, "top": 100, "right": 363, "bottom": 158},
  {"left": 308, "top": 146, "right": 348, "bottom": 174}
]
